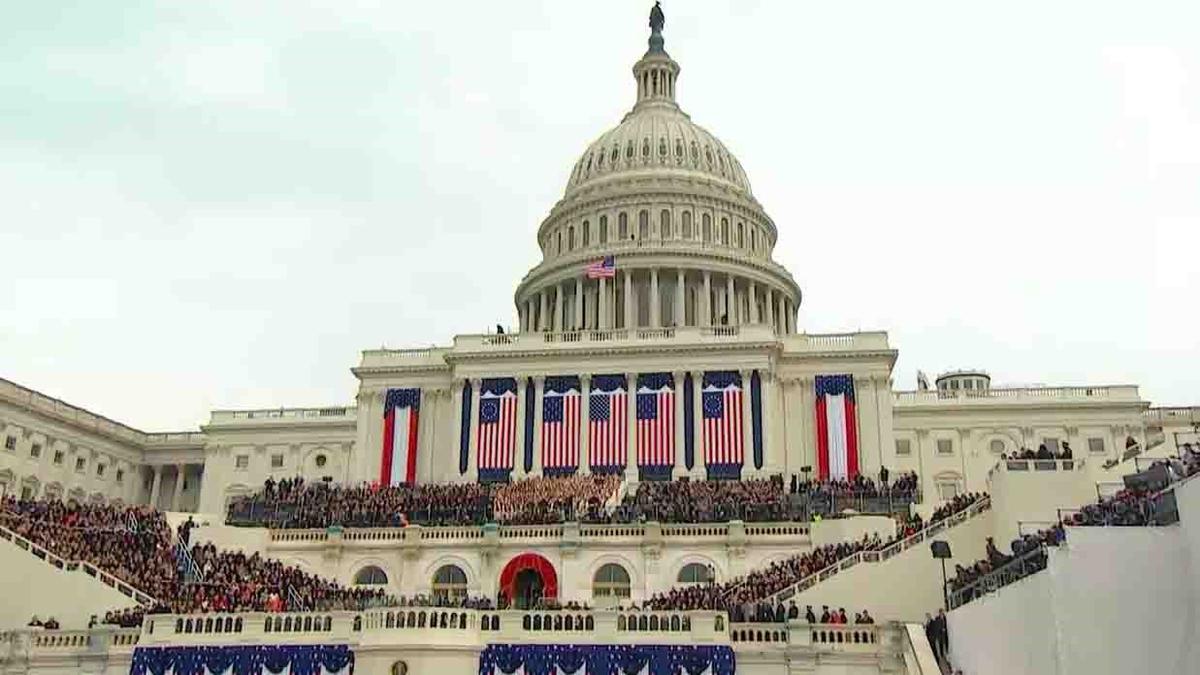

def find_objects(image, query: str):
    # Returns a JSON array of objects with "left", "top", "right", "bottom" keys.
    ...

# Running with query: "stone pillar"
[
  {"left": 798, "top": 376, "right": 816, "bottom": 473},
  {"left": 467, "top": 378, "right": 482, "bottom": 481},
  {"left": 598, "top": 277, "right": 608, "bottom": 330},
  {"left": 514, "top": 378, "right": 528, "bottom": 478},
  {"left": 149, "top": 466, "right": 162, "bottom": 508},
  {"left": 675, "top": 269, "right": 686, "bottom": 327},
  {"left": 726, "top": 275, "right": 736, "bottom": 325},
  {"left": 740, "top": 370, "right": 754, "bottom": 478},
  {"left": 691, "top": 370, "right": 706, "bottom": 479},
  {"left": 574, "top": 277, "right": 584, "bottom": 330},
  {"left": 749, "top": 282, "right": 758, "bottom": 324},
  {"left": 532, "top": 377, "right": 545, "bottom": 476},
  {"left": 702, "top": 272, "right": 712, "bottom": 327},
  {"left": 623, "top": 269, "right": 634, "bottom": 329},
  {"left": 554, "top": 284, "right": 564, "bottom": 332},
  {"left": 765, "top": 288, "right": 775, "bottom": 332},
  {"left": 625, "top": 371, "right": 638, "bottom": 482},
  {"left": 579, "top": 375, "right": 592, "bottom": 475},
  {"left": 171, "top": 464, "right": 186, "bottom": 511},
  {"left": 539, "top": 291, "right": 549, "bottom": 331},
  {"left": 650, "top": 268, "right": 660, "bottom": 328},
  {"left": 673, "top": 371, "right": 686, "bottom": 477}
]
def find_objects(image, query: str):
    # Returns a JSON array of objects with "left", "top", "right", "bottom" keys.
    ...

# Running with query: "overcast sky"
[{"left": 1, "top": 1, "right": 1197, "bottom": 431}]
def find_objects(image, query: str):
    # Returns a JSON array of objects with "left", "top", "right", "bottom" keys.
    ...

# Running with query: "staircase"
[{"left": 173, "top": 540, "right": 203, "bottom": 584}]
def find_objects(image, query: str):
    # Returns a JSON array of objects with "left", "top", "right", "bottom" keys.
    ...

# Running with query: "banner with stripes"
[
  {"left": 542, "top": 376, "right": 581, "bottom": 475},
  {"left": 815, "top": 374, "right": 859, "bottom": 480},
  {"left": 380, "top": 388, "right": 420, "bottom": 486},
  {"left": 478, "top": 378, "right": 518, "bottom": 481},
  {"left": 702, "top": 371, "right": 744, "bottom": 477},
  {"left": 637, "top": 373, "right": 674, "bottom": 478},
  {"left": 588, "top": 374, "right": 627, "bottom": 472}
]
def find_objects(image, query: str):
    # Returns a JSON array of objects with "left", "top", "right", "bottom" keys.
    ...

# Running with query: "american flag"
[
  {"left": 637, "top": 381, "right": 674, "bottom": 468},
  {"left": 478, "top": 389, "right": 517, "bottom": 473},
  {"left": 588, "top": 385, "right": 627, "bottom": 470},
  {"left": 542, "top": 387, "right": 581, "bottom": 472},
  {"left": 584, "top": 255, "right": 616, "bottom": 279},
  {"left": 703, "top": 381, "right": 744, "bottom": 467}
]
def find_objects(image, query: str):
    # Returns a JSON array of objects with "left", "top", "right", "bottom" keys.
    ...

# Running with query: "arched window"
[
  {"left": 720, "top": 218, "right": 729, "bottom": 245},
  {"left": 599, "top": 216, "right": 608, "bottom": 244},
  {"left": 675, "top": 139, "right": 683, "bottom": 158},
  {"left": 677, "top": 563, "right": 714, "bottom": 585},
  {"left": 681, "top": 211, "right": 692, "bottom": 239},
  {"left": 568, "top": 226, "right": 575, "bottom": 251},
  {"left": 556, "top": 231, "right": 562, "bottom": 255},
  {"left": 626, "top": 141, "right": 634, "bottom": 159},
  {"left": 593, "top": 564, "right": 631, "bottom": 601},
  {"left": 432, "top": 565, "right": 468, "bottom": 602},
  {"left": 751, "top": 229, "right": 757, "bottom": 252},
  {"left": 354, "top": 565, "right": 389, "bottom": 586},
  {"left": 638, "top": 211, "right": 649, "bottom": 239},
  {"left": 702, "top": 214, "right": 712, "bottom": 242},
  {"left": 582, "top": 221, "right": 590, "bottom": 247},
  {"left": 736, "top": 222, "right": 744, "bottom": 248},
  {"left": 660, "top": 210, "right": 672, "bottom": 239},
  {"left": 618, "top": 213, "right": 629, "bottom": 240}
]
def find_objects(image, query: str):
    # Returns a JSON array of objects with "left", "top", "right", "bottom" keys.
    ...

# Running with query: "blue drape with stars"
[
  {"left": 130, "top": 645, "right": 353, "bottom": 675},
  {"left": 478, "top": 644, "right": 734, "bottom": 675}
]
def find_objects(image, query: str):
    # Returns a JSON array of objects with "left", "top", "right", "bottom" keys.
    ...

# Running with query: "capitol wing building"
[{"left": 2, "top": 6, "right": 1200, "bottom": 675}]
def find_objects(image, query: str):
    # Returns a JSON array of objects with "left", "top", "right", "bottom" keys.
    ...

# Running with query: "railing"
[
  {"left": 894, "top": 385, "right": 1140, "bottom": 404},
  {"left": 142, "top": 431, "right": 207, "bottom": 446},
  {"left": 987, "top": 458, "right": 1084, "bottom": 483},
  {"left": 209, "top": 407, "right": 355, "bottom": 423},
  {"left": 0, "top": 523, "right": 159, "bottom": 606},
  {"left": 174, "top": 540, "right": 203, "bottom": 583},
  {"left": 767, "top": 497, "right": 992, "bottom": 603},
  {"left": 452, "top": 326, "right": 888, "bottom": 352},
  {"left": 730, "top": 623, "right": 791, "bottom": 644},
  {"left": 948, "top": 544, "right": 1049, "bottom": 610}
]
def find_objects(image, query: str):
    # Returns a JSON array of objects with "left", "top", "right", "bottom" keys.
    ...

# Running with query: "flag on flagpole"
[
  {"left": 380, "top": 388, "right": 420, "bottom": 486},
  {"left": 584, "top": 255, "right": 616, "bottom": 279},
  {"left": 815, "top": 374, "right": 859, "bottom": 480}
]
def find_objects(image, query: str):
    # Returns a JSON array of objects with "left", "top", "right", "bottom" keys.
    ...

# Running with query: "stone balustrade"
[
  {"left": 894, "top": 385, "right": 1140, "bottom": 405},
  {"left": 0, "top": 523, "right": 158, "bottom": 606},
  {"left": 729, "top": 622, "right": 893, "bottom": 653}
]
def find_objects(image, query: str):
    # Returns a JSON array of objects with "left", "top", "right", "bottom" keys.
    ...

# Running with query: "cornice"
[{"left": 444, "top": 339, "right": 782, "bottom": 363}]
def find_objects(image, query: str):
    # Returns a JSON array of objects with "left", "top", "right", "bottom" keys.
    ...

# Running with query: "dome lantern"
[{"left": 632, "top": 2, "right": 681, "bottom": 113}]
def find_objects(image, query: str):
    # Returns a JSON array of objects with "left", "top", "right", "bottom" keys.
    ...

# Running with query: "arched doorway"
[{"left": 498, "top": 553, "right": 558, "bottom": 610}]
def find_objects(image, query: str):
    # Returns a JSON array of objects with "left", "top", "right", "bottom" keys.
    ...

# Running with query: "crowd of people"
[
  {"left": 948, "top": 527, "right": 1064, "bottom": 607},
  {"left": 493, "top": 474, "right": 621, "bottom": 524},
  {"left": 600, "top": 477, "right": 789, "bottom": 524},
  {"left": 1002, "top": 442, "right": 1074, "bottom": 461}
]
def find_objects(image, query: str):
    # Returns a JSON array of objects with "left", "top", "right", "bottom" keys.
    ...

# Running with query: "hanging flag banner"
[
  {"left": 815, "top": 374, "right": 859, "bottom": 480},
  {"left": 542, "top": 376, "right": 581, "bottom": 475},
  {"left": 380, "top": 388, "right": 420, "bottom": 486},
  {"left": 637, "top": 373, "right": 674, "bottom": 477},
  {"left": 478, "top": 378, "right": 518, "bottom": 481},
  {"left": 702, "top": 371, "right": 744, "bottom": 478},
  {"left": 588, "top": 374, "right": 627, "bottom": 472}
]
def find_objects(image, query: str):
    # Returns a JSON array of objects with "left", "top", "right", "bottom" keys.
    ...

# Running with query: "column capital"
[
  {"left": 469, "top": 376, "right": 482, "bottom": 387},
  {"left": 533, "top": 375, "right": 546, "bottom": 387},
  {"left": 671, "top": 370, "right": 685, "bottom": 381},
  {"left": 580, "top": 373, "right": 592, "bottom": 386},
  {"left": 516, "top": 378, "right": 528, "bottom": 391},
  {"left": 738, "top": 368, "right": 753, "bottom": 379}
]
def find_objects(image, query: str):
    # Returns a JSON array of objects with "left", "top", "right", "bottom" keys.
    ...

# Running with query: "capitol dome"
[{"left": 514, "top": 7, "right": 801, "bottom": 337}]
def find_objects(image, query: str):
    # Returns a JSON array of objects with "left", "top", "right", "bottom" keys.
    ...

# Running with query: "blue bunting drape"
[
  {"left": 478, "top": 644, "right": 735, "bottom": 675},
  {"left": 130, "top": 645, "right": 353, "bottom": 675}
]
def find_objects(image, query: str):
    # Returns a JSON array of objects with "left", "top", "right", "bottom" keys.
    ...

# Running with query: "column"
[
  {"left": 725, "top": 275, "right": 736, "bottom": 325},
  {"left": 554, "top": 284, "right": 564, "bottom": 332},
  {"left": 691, "top": 371, "right": 706, "bottom": 479},
  {"left": 624, "top": 269, "right": 634, "bottom": 329},
  {"left": 625, "top": 372, "right": 638, "bottom": 482},
  {"left": 598, "top": 277, "right": 608, "bottom": 329},
  {"left": 748, "top": 282, "right": 758, "bottom": 323},
  {"left": 539, "top": 292, "right": 549, "bottom": 331},
  {"left": 764, "top": 288, "right": 775, "bottom": 332},
  {"left": 650, "top": 268, "right": 660, "bottom": 328},
  {"left": 574, "top": 277, "right": 584, "bottom": 330},
  {"left": 740, "top": 370, "right": 754, "bottom": 478},
  {"left": 532, "top": 377, "right": 545, "bottom": 476},
  {"left": 798, "top": 376, "right": 815, "bottom": 473},
  {"left": 149, "top": 466, "right": 162, "bottom": 508},
  {"left": 579, "top": 375, "right": 592, "bottom": 475},
  {"left": 675, "top": 269, "right": 686, "bottom": 327},
  {"left": 672, "top": 371, "right": 686, "bottom": 477},
  {"left": 514, "top": 378, "right": 528, "bottom": 478},
  {"left": 171, "top": 464, "right": 186, "bottom": 511},
  {"left": 762, "top": 370, "right": 780, "bottom": 475},
  {"left": 702, "top": 272, "right": 712, "bottom": 327},
  {"left": 467, "top": 378, "right": 482, "bottom": 481}
]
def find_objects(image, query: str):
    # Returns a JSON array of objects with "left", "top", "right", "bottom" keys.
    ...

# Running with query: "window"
[
  {"left": 702, "top": 214, "right": 712, "bottom": 242},
  {"left": 638, "top": 210, "right": 649, "bottom": 239},
  {"left": 1043, "top": 438, "right": 1060, "bottom": 453},
  {"left": 53, "top": 450, "right": 64, "bottom": 465},
  {"left": 4, "top": 436, "right": 14, "bottom": 451},
  {"left": 432, "top": 565, "right": 468, "bottom": 602},
  {"left": 936, "top": 439, "right": 953, "bottom": 455},
  {"left": 674, "top": 139, "right": 683, "bottom": 158},
  {"left": 682, "top": 211, "right": 692, "bottom": 238},
  {"left": 1088, "top": 437, "right": 1106, "bottom": 454},
  {"left": 964, "top": 379, "right": 974, "bottom": 390},
  {"left": 895, "top": 439, "right": 911, "bottom": 456},
  {"left": 660, "top": 210, "right": 672, "bottom": 238},
  {"left": 751, "top": 229, "right": 757, "bottom": 251},
  {"left": 235, "top": 455, "right": 249, "bottom": 470},
  {"left": 315, "top": 454, "right": 327, "bottom": 468},
  {"left": 599, "top": 216, "right": 608, "bottom": 243},
  {"left": 625, "top": 141, "right": 634, "bottom": 159},
  {"left": 937, "top": 481, "right": 961, "bottom": 501},
  {"left": 75, "top": 457, "right": 86, "bottom": 473},
  {"left": 556, "top": 231, "right": 562, "bottom": 254},
  {"left": 582, "top": 221, "right": 590, "bottom": 246},
  {"left": 618, "top": 213, "right": 628, "bottom": 239},
  {"left": 989, "top": 439, "right": 1006, "bottom": 454},
  {"left": 96, "top": 464, "right": 105, "bottom": 478},
  {"left": 677, "top": 563, "right": 713, "bottom": 585},
  {"left": 354, "top": 565, "right": 389, "bottom": 586},
  {"left": 116, "top": 469, "right": 125, "bottom": 484},
  {"left": 592, "top": 563, "right": 631, "bottom": 601},
  {"left": 736, "top": 222, "right": 744, "bottom": 248},
  {"left": 720, "top": 218, "right": 729, "bottom": 244},
  {"left": 30, "top": 443, "right": 42, "bottom": 459},
  {"left": 271, "top": 454, "right": 284, "bottom": 469}
]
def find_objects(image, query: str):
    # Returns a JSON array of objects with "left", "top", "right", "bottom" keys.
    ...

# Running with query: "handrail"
[
  {"left": 0, "top": 522, "right": 159, "bottom": 607},
  {"left": 947, "top": 543, "right": 1048, "bottom": 610},
  {"left": 767, "top": 497, "right": 991, "bottom": 603}
]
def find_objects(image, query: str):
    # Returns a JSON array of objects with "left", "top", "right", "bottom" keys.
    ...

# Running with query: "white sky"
[{"left": 1, "top": 1, "right": 1197, "bottom": 431}]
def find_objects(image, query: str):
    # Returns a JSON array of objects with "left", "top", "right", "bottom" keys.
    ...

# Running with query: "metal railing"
[
  {"left": 947, "top": 544, "right": 1049, "bottom": 610},
  {"left": 174, "top": 541, "right": 203, "bottom": 584}
]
